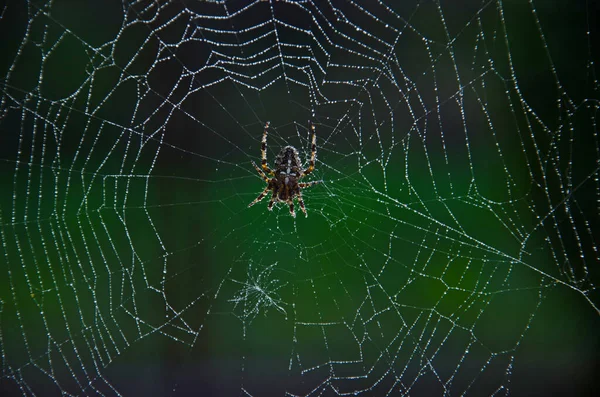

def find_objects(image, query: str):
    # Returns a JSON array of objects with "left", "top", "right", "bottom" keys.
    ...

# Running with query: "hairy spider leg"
[
  {"left": 301, "top": 121, "right": 317, "bottom": 177},
  {"left": 248, "top": 186, "right": 271, "bottom": 207},
  {"left": 297, "top": 189, "right": 307, "bottom": 217},
  {"left": 267, "top": 189, "right": 278, "bottom": 211},
  {"left": 251, "top": 160, "right": 270, "bottom": 182},
  {"left": 298, "top": 180, "right": 321, "bottom": 188},
  {"left": 261, "top": 121, "right": 275, "bottom": 175},
  {"left": 288, "top": 200, "right": 296, "bottom": 218}
]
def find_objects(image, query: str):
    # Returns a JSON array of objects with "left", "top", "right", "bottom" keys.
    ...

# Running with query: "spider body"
[
  {"left": 273, "top": 146, "right": 301, "bottom": 198},
  {"left": 248, "top": 121, "right": 320, "bottom": 217}
]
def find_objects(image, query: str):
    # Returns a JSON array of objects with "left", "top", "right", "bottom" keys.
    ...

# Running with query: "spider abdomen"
[{"left": 275, "top": 146, "right": 302, "bottom": 174}]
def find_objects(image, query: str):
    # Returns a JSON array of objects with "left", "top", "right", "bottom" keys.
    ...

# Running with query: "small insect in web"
[{"left": 248, "top": 121, "right": 320, "bottom": 217}]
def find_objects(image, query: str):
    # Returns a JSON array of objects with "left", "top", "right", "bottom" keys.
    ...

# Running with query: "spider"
[{"left": 248, "top": 121, "right": 320, "bottom": 217}]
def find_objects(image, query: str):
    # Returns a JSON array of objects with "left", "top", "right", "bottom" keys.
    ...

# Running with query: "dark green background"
[{"left": 1, "top": 0, "right": 598, "bottom": 396}]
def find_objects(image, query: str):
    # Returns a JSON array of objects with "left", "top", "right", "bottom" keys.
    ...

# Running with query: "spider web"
[{"left": 1, "top": 0, "right": 599, "bottom": 396}]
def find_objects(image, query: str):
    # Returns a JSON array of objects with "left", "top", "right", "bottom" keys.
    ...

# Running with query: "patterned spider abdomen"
[
  {"left": 273, "top": 146, "right": 302, "bottom": 200},
  {"left": 274, "top": 146, "right": 302, "bottom": 178}
]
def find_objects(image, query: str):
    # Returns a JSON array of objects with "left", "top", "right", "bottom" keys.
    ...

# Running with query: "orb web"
[{"left": 0, "top": 1, "right": 598, "bottom": 396}]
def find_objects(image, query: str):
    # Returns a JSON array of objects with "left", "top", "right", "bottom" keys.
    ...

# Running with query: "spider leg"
[
  {"left": 248, "top": 186, "right": 271, "bottom": 208},
  {"left": 288, "top": 200, "right": 296, "bottom": 218},
  {"left": 297, "top": 189, "right": 307, "bottom": 217},
  {"left": 298, "top": 180, "right": 321, "bottom": 188},
  {"left": 261, "top": 121, "right": 275, "bottom": 175},
  {"left": 267, "top": 189, "right": 278, "bottom": 211},
  {"left": 301, "top": 120, "right": 317, "bottom": 177},
  {"left": 251, "top": 160, "right": 270, "bottom": 182}
]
